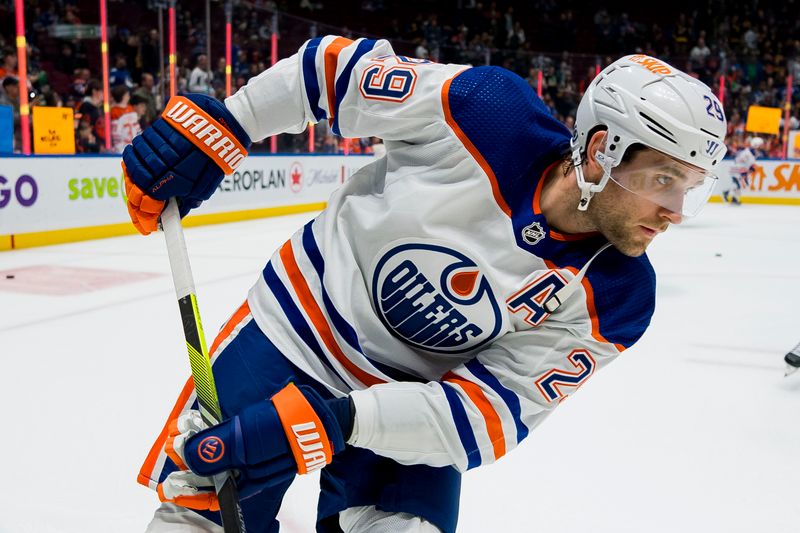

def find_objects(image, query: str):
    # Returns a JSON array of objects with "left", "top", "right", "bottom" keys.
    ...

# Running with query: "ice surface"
[{"left": 0, "top": 204, "right": 798, "bottom": 533}]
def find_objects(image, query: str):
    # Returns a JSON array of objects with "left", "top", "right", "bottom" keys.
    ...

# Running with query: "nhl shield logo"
[{"left": 522, "top": 222, "right": 545, "bottom": 245}]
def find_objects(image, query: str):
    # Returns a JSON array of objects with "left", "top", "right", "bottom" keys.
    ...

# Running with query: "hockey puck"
[
  {"left": 5, "top": 274, "right": 14, "bottom": 279},
  {"left": 714, "top": 253, "right": 722, "bottom": 257}
]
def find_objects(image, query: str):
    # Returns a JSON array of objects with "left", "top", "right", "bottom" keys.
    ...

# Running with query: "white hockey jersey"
[
  {"left": 219, "top": 36, "right": 655, "bottom": 473},
  {"left": 733, "top": 147, "right": 756, "bottom": 174}
]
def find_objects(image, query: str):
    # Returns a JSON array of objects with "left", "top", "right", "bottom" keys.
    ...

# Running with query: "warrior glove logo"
[
  {"left": 371, "top": 243, "right": 503, "bottom": 353},
  {"left": 196, "top": 436, "right": 225, "bottom": 463},
  {"left": 161, "top": 96, "right": 248, "bottom": 175},
  {"left": 290, "top": 421, "right": 327, "bottom": 474}
]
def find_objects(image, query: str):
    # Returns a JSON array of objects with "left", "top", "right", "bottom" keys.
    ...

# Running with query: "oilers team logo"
[{"left": 371, "top": 242, "right": 503, "bottom": 353}]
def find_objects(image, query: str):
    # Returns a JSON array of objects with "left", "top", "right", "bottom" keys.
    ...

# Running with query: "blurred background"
[{"left": 1, "top": 0, "right": 800, "bottom": 158}]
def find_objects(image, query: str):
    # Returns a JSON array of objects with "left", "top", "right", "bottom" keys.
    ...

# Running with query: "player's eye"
[{"left": 655, "top": 175, "right": 673, "bottom": 187}]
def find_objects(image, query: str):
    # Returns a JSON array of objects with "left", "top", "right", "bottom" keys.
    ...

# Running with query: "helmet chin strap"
[{"left": 570, "top": 137, "right": 617, "bottom": 211}]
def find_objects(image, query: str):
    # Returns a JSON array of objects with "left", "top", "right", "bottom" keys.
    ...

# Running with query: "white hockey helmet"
[
  {"left": 572, "top": 54, "right": 728, "bottom": 216},
  {"left": 748, "top": 136, "right": 764, "bottom": 149}
]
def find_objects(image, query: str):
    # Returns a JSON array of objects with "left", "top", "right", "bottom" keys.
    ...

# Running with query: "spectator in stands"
[
  {"left": 0, "top": 0, "right": 798, "bottom": 157},
  {"left": 76, "top": 120, "right": 100, "bottom": 153},
  {"left": 64, "top": 4, "right": 81, "bottom": 25},
  {"left": 39, "top": 86, "right": 62, "bottom": 107},
  {"left": 188, "top": 54, "right": 213, "bottom": 95},
  {"left": 0, "top": 76, "right": 19, "bottom": 109},
  {"left": 0, "top": 48, "right": 17, "bottom": 81},
  {"left": 132, "top": 72, "right": 158, "bottom": 124},
  {"left": 129, "top": 93, "right": 150, "bottom": 130},
  {"left": 109, "top": 84, "right": 141, "bottom": 153},
  {"left": 72, "top": 67, "right": 91, "bottom": 98},
  {"left": 213, "top": 57, "right": 228, "bottom": 95},
  {"left": 672, "top": 13, "right": 691, "bottom": 56},
  {"left": 0, "top": 76, "right": 20, "bottom": 149},
  {"left": 57, "top": 43, "right": 78, "bottom": 77},
  {"left": 77, "top": 79, "right": 105, "bottom": 146},
  {"left": 109, "top": 54, "right": 134, "bottom": 88}
]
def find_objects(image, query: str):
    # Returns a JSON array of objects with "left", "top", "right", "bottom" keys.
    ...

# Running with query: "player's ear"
[{"left": 583, "top": 130, "right": 607, "bottom": 184}]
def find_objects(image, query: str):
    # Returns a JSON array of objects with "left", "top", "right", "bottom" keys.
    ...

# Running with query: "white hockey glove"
[{"left": 158, "top": 410, "right": 219, "bottom": 511}]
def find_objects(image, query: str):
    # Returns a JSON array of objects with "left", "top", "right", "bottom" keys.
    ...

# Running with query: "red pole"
[
  {"left": 784, "top": 75, "right": 793, "bottom": 159},
  {"left": 100, "top": 0, "right": 111, "bottom": 150},
  {"left": 718, "top": 75, "right": 725, "bottom": 106},
  {"left": 169, "top": 0, "right": 177, "bottom": 98},
  {"left": 308, "top": 123, "right": 315, "bottom": 152},
  {"left": 225, "top": 2, "right": 232, "bottom": 97},
  {"left": 270, "top": 14, "right": 278, "bottom": 153},
  {"left": 536, "top": 69, "right": 542, "bottom": 98},
  {"left": 13, "top": 0, "right": 30, "bottom": 154}
]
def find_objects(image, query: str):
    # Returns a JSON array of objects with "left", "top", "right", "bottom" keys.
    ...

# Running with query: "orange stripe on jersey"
[
  {"left": 549, "top": 229, "right": 601, "bottom": 242},
  {"left": 441, "top": 74, "right": 512, "bottom": 218},
  {"left": 579, "top": 270, "right": 626, "bottom": 352},
  {"left": 531, "top": 162, "right": 548, "bottom": 215},
  {"left": 279, "top": 240, "right": 386, "bottom": 387},
  {"left": 138, "top": 302, "right": 251, "bottom": 487},
  {"left": 209, "top": 300, "right": 251, "bottom": 357},
  {"left": 544, "top": 262, "right": 625, "bottom": 353},
  {"left": 138, "top": 375, "right": 196, "bottom": 488},
  {"left": 324, "top": 37, "right": 353, "bottom": 123},
  {"left": 443, "top": 371, "right": 506, "bottom": 460}
]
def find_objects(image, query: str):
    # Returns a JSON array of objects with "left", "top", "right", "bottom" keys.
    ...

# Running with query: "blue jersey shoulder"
[
  {"left": 446, "top": 66, "right": 571, "bottom": 205},
  {"left": 584, "top": 248, "right": 656, "bottom": 349}
]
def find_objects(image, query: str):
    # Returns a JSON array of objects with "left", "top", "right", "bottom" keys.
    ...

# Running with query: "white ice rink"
[{"left": 1, "top": 203, "right": 798, "bottom": 533}]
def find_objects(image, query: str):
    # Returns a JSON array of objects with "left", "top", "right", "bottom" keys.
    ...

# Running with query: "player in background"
[
  {"left": 785, "top": 341, "right": 800, "bottom": 376},
  {"left": 121, "top": 38, "right": 726, "bottom": 533},
  {"left": 723, "top": 136, "right": 763, "bottom": 205}
]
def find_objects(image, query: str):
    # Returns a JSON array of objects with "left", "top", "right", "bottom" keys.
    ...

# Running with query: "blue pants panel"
[
  {"left": 178, "top": 319, "right": 460, "bottom": 532},
  {"left": 317, "top": 446, "right": 461, "bottom": 533}
]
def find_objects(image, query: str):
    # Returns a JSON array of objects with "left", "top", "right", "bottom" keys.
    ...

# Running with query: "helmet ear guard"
[{"left": 571, "top": 129, "right": 621, "bottom": 211}]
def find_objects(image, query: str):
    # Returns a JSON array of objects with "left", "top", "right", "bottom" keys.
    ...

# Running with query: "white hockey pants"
[{"left": 145, "top": 502, "right": 442, "bottom": 532}]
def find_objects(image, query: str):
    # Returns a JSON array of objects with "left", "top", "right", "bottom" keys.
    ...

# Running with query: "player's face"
[{"left": 588, "top": 148, "right": 687, "bottom": 257}]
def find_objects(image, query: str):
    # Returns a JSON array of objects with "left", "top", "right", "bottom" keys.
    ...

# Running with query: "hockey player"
[
  {"left": 122, "top": 38, "right": 726, "bottom": 533},
  {"left": 723, "top": 136, "right": 762, "bottom": 205}
]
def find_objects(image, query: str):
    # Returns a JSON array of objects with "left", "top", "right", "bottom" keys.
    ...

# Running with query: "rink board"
[
  {"left": 710, "top": 159, "right": 800, "bottom": 204},
  {"left": 2, "top": 155, "right": 799, "bottom": 250},
  {"left": 0, "top": 154, "right": 373, "bottom": 250}
]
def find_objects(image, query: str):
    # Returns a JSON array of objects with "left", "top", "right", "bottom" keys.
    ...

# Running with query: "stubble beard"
[{"left": 587, "top": 193, "right": 652, "bottom": 257}]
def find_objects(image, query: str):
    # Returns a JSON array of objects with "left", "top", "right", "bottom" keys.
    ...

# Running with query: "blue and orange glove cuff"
[{"left": 271, "top": 383, "right": 339, "bottom": 475}]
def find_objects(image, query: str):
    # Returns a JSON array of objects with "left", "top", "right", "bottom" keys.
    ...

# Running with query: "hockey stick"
[{"left": 160, "top": 199, "right": 247, "bottom": 533}]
